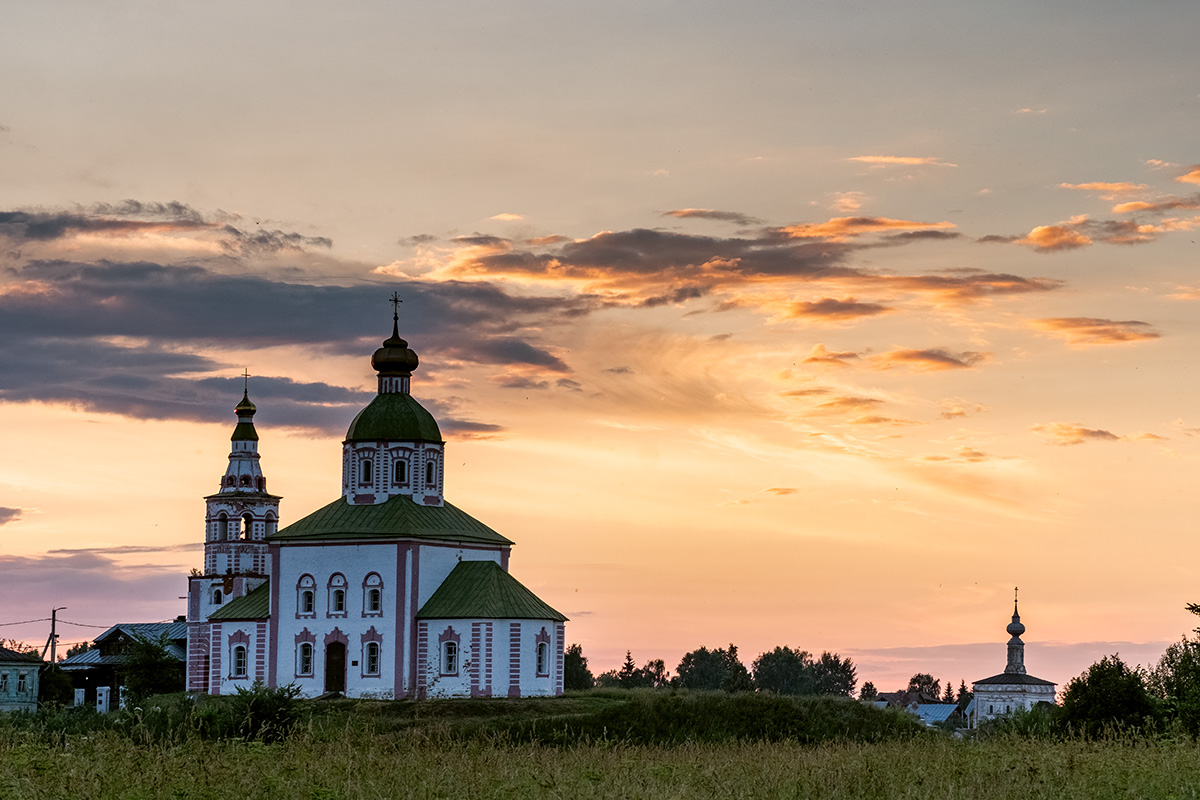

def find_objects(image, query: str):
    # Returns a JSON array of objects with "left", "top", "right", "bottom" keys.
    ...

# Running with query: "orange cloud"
[
  {"left": 1030, "top": 317, "right": 1159, "bottom": 345},
  {"left": 815, "top": 396, "right": 884, "bottom": 413},
  {"left": 832, "top": 192, "right": 865, "bottom": 212},
  {"left": 784, "top": 297, "right": 894, "bottom": 322},
  {"left": 1018, "top": 224, "right": 1092, "bottom": 251},
  {"left": 848, "top": 156, "right": 958, "bottom": 167},
  {"left": 1059, "top": 182, "right": 1147, "bottom": 194},
  {"left": 779, "top": 216, "right": 956, "bottom": 241},
  {"left": 1032, "top": 423, "right": 1121, "bottom": 446},
  {"left": 801, "top": 344, "right": 860, "bottom": 367},
  {"left": 1176, "top": 165, "right": 1200, "bottom": 185},
  {"left": 489, "top": 213, "right": 524, "bottom": 221},
  {"left": 873, "top": 348, "right": 988, "bottom": 371},
  {"left": 763, "top": 487, "right": 797, "bottom": 496},
  {"left": 923, "top": 446, "right": 992, "bottom": 462},
  {"left": 848, "top": 414, "right": 921, "bottom": 426}
]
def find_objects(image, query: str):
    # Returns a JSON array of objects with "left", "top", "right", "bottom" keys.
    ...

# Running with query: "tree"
[
  {"left": 617, "top": 651, "right": 642, "bottom": 688},
  {"left": 641, "top": 658, "right": 670, "bottom": 688},
  {"left": 812, "top": 651, "right": 857, "bottom": 697},
  {"left": 956, "top": 679, "right": 972, "bottom": 710},
  {"left": 860, "top": 681, "right": 878, "bottom": 701},
  {"left": 907, "top": 673, "right": 940, "bottom": 699},
  {"left": 121, "top": 632, "right": 184, "bottom": 701},
  {"left": 752, "top": 647, "right": 815, "bottom": 695},
  {"left": 1058, "top": 654, "right": 1159, "bottom": 738},
  {"left": 39, "top": 664, "right": 74, "bottom": 705},
  {"left": 942, "top": 681, "right": 956, "bottom": 703},
  {"left": 1149, "top": 636, "right": 1200, "bottom": 734},
  {"left": 563, "top": 643, "right": 594, "bottom": 690},
  {"left": 675, "top": 644, "right": 751, "bottom": 692},
  {"left": 66, "top": 641, "right": 91, "bottom": 659},
  {"left": 595, "top": 669, "right": 620, "bottom": 688},
  {"left": 0, "top": 638, "right": 37, "bottom": 655}
]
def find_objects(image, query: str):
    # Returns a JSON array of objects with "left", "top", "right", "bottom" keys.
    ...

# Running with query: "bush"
[
  {"left": 1057, "top": 654, "right": 1160, "bottom": 739},
  {"left": 195, "top": 682, "right": 303, "bottom": 742}
]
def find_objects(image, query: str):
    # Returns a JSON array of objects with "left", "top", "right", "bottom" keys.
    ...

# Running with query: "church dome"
[
  {"left": 372, "top": 325, "right": 419, "bottom": 376},
  {"left": 345, "top": 391, "right": 442, "bottom": 443}
]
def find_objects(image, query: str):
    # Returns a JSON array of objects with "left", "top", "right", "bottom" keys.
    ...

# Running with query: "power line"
[
  {"left": 57, "top": 619, "right": 113, "bottom": 629},
  {"left": 0, "top": 618, "right": 50, "bottom": 627}
]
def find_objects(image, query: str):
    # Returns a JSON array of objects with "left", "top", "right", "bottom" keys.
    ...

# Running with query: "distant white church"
[
  {"left": 185, "top": 310, "right": 567, "bottom": 699},
  {"left": 967, "top": 595, "right": 1055, "bottom": 726}
]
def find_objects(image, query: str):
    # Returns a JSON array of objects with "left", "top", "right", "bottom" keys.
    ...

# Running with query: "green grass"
[{"left": 4, "top": 693, "right": 1200, "bottom": 799}]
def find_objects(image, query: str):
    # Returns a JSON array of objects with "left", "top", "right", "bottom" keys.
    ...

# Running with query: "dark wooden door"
[{"left": 325, "top": 642, "right": 346, "bottom": 693}]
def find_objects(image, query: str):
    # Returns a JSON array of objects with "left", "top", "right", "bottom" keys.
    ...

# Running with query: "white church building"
[
  {"left": 186, "top": 310, "right": 567, "bottom": 699},
  {"left": 967, "top": 595, "right": 1056, "bottom": 727}
]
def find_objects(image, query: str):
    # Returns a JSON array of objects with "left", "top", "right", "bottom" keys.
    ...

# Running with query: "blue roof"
[{"left": 914, "top": 704, "right": 959, "bottom": 725}]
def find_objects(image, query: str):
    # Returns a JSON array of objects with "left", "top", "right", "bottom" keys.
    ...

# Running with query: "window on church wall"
[
  {"left": 328, "top": 574, "right": 348, "bottom": 616},
  {"left": 239, "top": 475, "right": 250, "bottom": 487},
  {"left": 242, "top": 514, "right": 254, "bottom": 539},
  {"left": 394, "top": 459, "right": 408, "bottom": 485},
  {"left": 231, "top": 645, "right": 247, "bottom": 678},
  {"left": 218, "top": 512, "right": 229, "bottom": 540},
  {"left": 442, "top": 641, "right": 458, "bottom": 675},
  {"left": 297, "top": 642, "right": 314, "bottom": 676},
  {"left": 536, "top": 642, "right": 549, "bottom": 676},
  {"left": 361, "top": 459, "right": 373, "bottom": 485},
  {"left": 213, "top": 588, "right": 223, "bottom": 605},
  {"left": 363, "top": 573, "right": 383, "bottom": 616},
  {"left": 297, "top": 575, "right": 316, "bottom": 617},
  {"left": 265, "top": 514, "right": 277, "bottom": 537},
  {"left": 365, "top": 642, "right": 380, "bottom": 676},
  {"left": 425, "top": 461, "right": 435, "bottom": 485}
]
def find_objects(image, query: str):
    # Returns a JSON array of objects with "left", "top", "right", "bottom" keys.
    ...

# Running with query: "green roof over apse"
[
  {"left": 270, "top": 493, "right": 512, "bottom": 547},
  {"left": 345, "top": 393, "right": 441, "bottom": 443},
  {"left": 417, "top": 560, "right": 567, "bottom": 621},
  {"left": 209, "top": 582, "right": 271, "bottom": 621}
]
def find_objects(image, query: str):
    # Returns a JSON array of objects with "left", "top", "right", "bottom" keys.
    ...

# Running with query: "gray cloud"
[
  {"left": 662, "top": 208, "right": 764, "bottom": 226},
  {"left": 0, "top": 508, "right": 21, "bottom": 526}
]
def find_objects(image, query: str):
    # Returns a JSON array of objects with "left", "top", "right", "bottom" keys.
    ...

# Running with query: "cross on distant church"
[
  {"left": 242, "top": 368, "right": 251, "bottom": 392},
  {"left": 389, "top": 291, "right": 402, "bottom": 322}
]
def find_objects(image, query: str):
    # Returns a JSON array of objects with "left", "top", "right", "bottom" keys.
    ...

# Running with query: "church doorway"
[{"left": 324, "top": 642, "right": 346, "bottom": 694}]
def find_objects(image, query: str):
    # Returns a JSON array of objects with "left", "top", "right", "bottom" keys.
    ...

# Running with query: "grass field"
[{"left": 4, "top": 693, "right": 1200, "bottom": 799}]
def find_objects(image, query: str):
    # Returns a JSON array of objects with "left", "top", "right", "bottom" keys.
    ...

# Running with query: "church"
[
  {"left": 185, "top": 309, "right": 567, "bottom": 699},
  {"left": 967, "top": 595, "right": 1056, "bottom": 727}
]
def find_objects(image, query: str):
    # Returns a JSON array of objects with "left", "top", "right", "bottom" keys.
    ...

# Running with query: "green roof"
[
  {"left": 209, "top": 582, "right": 271, "bottom": 620},
  {"left": 270, "top": 494, "right": 512, "bottom": 546},
  {"left": 417, "top": 560, "right": 566, "bottom": 621},
  {"left": 231, "top": 421, "right": 259, "bottom": 442},
  {"left": 345, "top": 393, "right": 441, "bottom": 443}
]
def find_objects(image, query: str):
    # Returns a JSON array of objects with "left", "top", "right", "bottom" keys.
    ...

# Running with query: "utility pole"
[{"left": 42, "top": 607, "right": 66, "bottom": 662}]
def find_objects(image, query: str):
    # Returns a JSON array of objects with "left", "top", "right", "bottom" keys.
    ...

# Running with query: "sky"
[{"left": 2, "top": 0, "right": 1200, "bottom": 693}]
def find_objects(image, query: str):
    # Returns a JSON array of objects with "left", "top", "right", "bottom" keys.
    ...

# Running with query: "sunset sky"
[{"left": 3, "top": 1, "right": 1200, "bottom": 692}]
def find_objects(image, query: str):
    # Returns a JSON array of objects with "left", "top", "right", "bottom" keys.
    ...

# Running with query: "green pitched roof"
[
  {"left": 270, "top": 494, "right": 512, "bottom": 546},
  {"left": 417, "top": 560, "right": 566, "bottom": 621},
  {"left": 345, "top": 393, "right": 441, "bottom": 443},
  {"left": 209, "top": 582, "right": 271, "bottom": 620}
]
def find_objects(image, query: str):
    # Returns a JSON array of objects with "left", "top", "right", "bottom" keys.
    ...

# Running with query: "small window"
[
  {"left": 0, "top": 673, "right": 7, "bottom": 693},
  {"left": 242, "top": 514, "right": 254, "bottom": 539},
  {"left": 989, "top": 704, "right": 994, "bottom": 714},
  {"left": 361, "top": 459, "right": 373, "bottom": 484},
  {"left": 217, "top": 512, "right": 229, "bottom": 539},
  {"left": 213, "top": 588, "right": 223, "bottom": 605},
  {"left": 239, "top": 475, "right": 250, "bottom": 487},
  {"left": 442, "top": 641, "right": 458, "bottom": 675},
  {"left": 426, "top": 461, "right": 435, "bottom": 485},
  {"left": 333, "top": 589, "right": 346, "bottom": 613},
  {"left": 232, "top": 645, "right": 247, "bottom": 678},
  {"left": 536, "top": 642, "right": 549, "bottom": 676},
  {"left": 298, "top": 643, "right": 314, "bottom": 675},
  {"left": 301, "top": 590, "right": 314, "bottom": 614},
  {"left": 17, "top": 673, "right": 27, "bottom": 694},
  {"left": 367, "top": 588, "right": 381, "bottom": 613},
  {"left": 328, "top": 574, "right": 348, "bottom": 616},
  {"left": 298, "top": 574, "right": 316, "bottom": 616},
  {"left": 265, "top": 514, "right": 277, "bottom": 537},
  {"left": 365, "top": 642, "right": 380, "bottom": 675},
  {"left": 394, "top": 459, "right": 408, "bottom": 484}
]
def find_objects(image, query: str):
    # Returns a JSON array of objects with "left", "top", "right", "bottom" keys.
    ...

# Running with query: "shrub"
[
  {"left": 195, "top": 682, "right": 303, "bottom": 742},
  {"left": 1057, "top": 654, "right": 1160, "bottom": 738}
]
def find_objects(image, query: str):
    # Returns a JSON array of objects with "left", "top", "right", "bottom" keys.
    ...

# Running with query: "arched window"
[
  {"left": 426, "top": 461, "right": 435, "bottom": 485},
  {"left": 442, "top": 641, "right": 458, "bottom": 675},
  {"left": 256, "top": 477, "right": 266, "bottom": 491},
  {"left": 213, "top": 588, "right": 223, "bottom": 605},
  {"left": 239, "top": 475, "right": 250, "bottom": 487},
  {"left": 361, "top": 459, "right": 373, "bottom": 484},
  {"left": 394, "top": 459, "right": 408, "bottom": 485},
  {"left": 363, "top": 573, "right": 384, "bottom": 616},
  {"left": 536, "top": 642, "right": 550, "bottom": 676},
  {"left": 232, "top": 645, "right": 247, "bottom": 678},
  {"left": 297, "top": 574, "right": 316, "bottom": 617},
  {"left": 329, "top": 574, "right": 347, "bottom": 616},
  {"left": 265, "top": 513, "right": 277, "bottom": 537},
  {"left": 365, "top": 642, "right": 380, "bottom": 675},
  {"left": 217, "top": 512, "right": 229, "bottom": 540},
  {"left": 242, "top": 514, "right": 254, "bottom": 539},
  {"left": 297, "top": 642, "right": 314, "bottom": 676}
]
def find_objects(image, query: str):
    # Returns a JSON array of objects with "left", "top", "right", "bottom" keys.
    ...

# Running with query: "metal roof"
[
  {"left": 93, "top": 622, "right": 189, "bottom": 644},
  {"left": 271, "top": 494, "right": 512, "bottom": 546},
  {"left": 0, "top": 646, "right": 42, "bottom": 664},
  {"left": 209, "top": 582, "right": 271, "bottom": 620},
  {"left": 344, "top": 393, "right": 442, "bottom": 443},
  {"left": 416, "top": 560, "right": 566, "bottom": 621},
  {"left": 915, "top": 704, "right": 959, "bottom": 725},
  {"left": 973, "top": 672, "right": 1055, "bottom": 687}
]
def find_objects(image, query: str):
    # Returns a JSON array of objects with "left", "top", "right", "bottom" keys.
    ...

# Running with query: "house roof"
[
  {"left": 59, "top": 622, "right": 188, "bottom": 670},
  {"left": 0, "top": 645, "right": 42, "bottom": 664},
  {"left": 209, "top": 582, "right": 270, "bottom": 620},
  {"left": 416, "top": 560, "right": 567, "bottom": 621},
  {"left": 271, "top": 494, "right": 512, "bottom": 546},
  {"left": 973, "top": 672, "right": 1056, "bottom": 687},
  {"left": 915, "top": 704, "right": 959, "bottom": 725}
]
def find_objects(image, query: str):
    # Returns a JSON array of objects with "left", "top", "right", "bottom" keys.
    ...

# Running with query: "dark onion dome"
[
  {"left": 345, "top": 393, "right": 442, "bottom": 443},
  {"left": 231, "top": 389, "right": 259, "bottom": 442},
  {"left": 372, "top": 320, "right": 419, "bottom": 376},
  {"left": 1007, "top": 603, "right": 1025, "bottom": 637}
]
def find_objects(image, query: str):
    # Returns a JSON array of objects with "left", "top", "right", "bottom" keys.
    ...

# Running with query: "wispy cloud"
[
  {"left": 801, "top": 344, "right": 860, "bottom": 367},
  {"left": 1032, "top": 423, "right": 1122, "bottom": 446},
  {"left": 778, "top": 216, "right": 955, "bottom": 241},
  {"left": 489, "top": 213, "right": 524, "bottom": 221},
  {"left": 1059, "top": 181, "right": 1147, "bottom": 195},
  {"left": 873, "top": 348, "right": 989, "bottom": 371},
  {"left": 848, "top": 156, "right": 958, "bottom": 167},
  {"left": 662, "top": 208, "right": 763, "bottom": 226},
  {"left": 1176, "top": 165, "right": 1200, "bottom": 185},
  {"left": 0, "top": 507, "right": 21, "bottom": 526},
  {"left": 783, "top": 297, "right": 894, "bottom": 322},
  {"left": 1030, "top": 317, "right": 1160, "bottom": 345}
]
